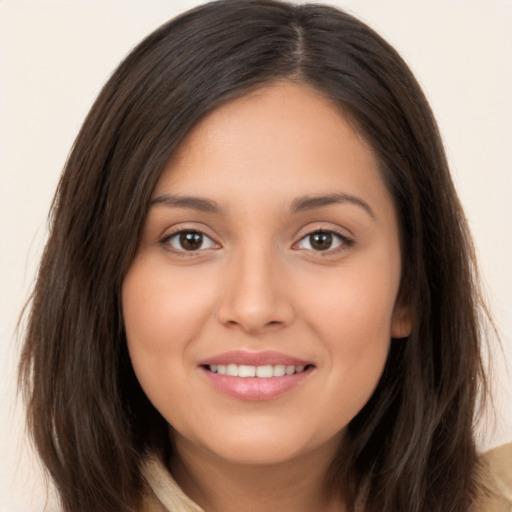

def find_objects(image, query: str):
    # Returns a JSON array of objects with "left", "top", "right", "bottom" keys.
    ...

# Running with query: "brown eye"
[
  {"left": 310, "top": 232, "right": 333, "bottom": 251},
  {"left": 296, "top": 230, "right": 349, "bottom": 252},
  {"left": 162, "top": 230, "right": 218, "bottom": 252},
  {"left": 180, "top": 232, "right": 203, "bottom": 250}
]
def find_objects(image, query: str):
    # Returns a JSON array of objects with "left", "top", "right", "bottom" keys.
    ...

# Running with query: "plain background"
[{"left": 1, "top": 1, "right": 511, "bottom": 510}]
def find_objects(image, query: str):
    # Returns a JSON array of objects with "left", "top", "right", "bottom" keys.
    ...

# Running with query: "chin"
[
  {"left": 210, "top": 442, "right": 310, "bottom": 466},
  {"left": 178, "top": 421, "right": 345, "bottom": 468}
]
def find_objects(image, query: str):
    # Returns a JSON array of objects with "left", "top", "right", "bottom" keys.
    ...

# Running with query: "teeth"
[
  {"left": 226, "top": 364, "right": 238, "bottom": 377},
  {"left": 238, "top": 365, "right": 256, "bottom": 377},
  {"left": 273, "top": 364, "right": 286, "bottom": 377},
  {"left": 255, "top": 365, "right": 273, "bottom": 378},
  {"left": 208, "top": 364, "right": 308, "bottom": 378},
  {"left": 285, "top": 365, "right": 295, "bottom": 375}
]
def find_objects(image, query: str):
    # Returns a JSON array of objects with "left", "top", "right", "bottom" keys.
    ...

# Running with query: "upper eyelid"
[
  {"left": 164, "top": 229, "right": 214, "bottom": 239},
  {"left": 159, "top": 223, "right": 219, "bottom": 241},
  {"left": 293, "top": 223, "right": 354, "bottom": 243}
]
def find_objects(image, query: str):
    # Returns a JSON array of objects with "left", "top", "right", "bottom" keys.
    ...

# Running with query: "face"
[{"left": 122, "top": 82, "right": 411, "bottom": 467}]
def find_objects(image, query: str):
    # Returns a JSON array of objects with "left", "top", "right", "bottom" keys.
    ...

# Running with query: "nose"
[{"left": 217, "top": 246, "right": 295, "bottom": 334}]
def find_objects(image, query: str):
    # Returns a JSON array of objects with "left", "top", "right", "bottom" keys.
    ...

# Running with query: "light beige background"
[{"left": 1, "top": 1, "right": 511, "bottom": 510}]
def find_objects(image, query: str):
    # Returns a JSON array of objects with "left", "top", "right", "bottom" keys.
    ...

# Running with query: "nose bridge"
[{"left": 218, "top": 239, "right": 293, "bottom": 333}]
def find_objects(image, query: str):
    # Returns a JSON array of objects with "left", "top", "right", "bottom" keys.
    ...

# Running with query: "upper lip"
[{"left": 199, "top": 350, "right": 313, "bottom": 367}]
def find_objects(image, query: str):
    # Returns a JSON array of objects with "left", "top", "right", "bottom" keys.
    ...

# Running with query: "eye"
[
  {"left": 161, "top": 230, "right": 218, "bottom": 252},
  {"left": 295, "top": 230, "right": 350, "bottom": 252}
]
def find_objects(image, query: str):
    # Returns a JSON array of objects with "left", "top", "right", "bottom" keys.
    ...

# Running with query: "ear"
[{"left": 391, "top": 302, "right": 412, "bottom": 339}]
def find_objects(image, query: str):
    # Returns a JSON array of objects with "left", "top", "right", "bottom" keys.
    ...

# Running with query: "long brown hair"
[{"left": 19, "top": 1, "right": 489, "bottom": 511}]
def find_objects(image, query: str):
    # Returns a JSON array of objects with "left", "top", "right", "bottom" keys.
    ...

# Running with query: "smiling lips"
[
  {"left": 199, "top": 351, "right": 314, "bottom": 401},
  {"left": 209, "top": 363, "right": 306, "bottom": 377}
]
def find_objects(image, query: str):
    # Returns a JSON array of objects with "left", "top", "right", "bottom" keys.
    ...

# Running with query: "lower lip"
[{"left": 200, "top": 367, "right": 313, "bottom": 401}]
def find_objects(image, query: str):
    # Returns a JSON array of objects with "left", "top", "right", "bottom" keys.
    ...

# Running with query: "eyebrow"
[
  {"left": 149, "top": 194, "right": 223, "bottom": 213},
  {"left": 290, "top": 193, "right": 376, "bottom": 219},
  {"left": 149, "top": 191, "right": 375, "bottom": 219}
]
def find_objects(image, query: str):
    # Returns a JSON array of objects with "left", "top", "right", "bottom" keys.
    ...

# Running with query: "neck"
[{"left": 169, "top": 434, "right": 345, "bottom": 512}]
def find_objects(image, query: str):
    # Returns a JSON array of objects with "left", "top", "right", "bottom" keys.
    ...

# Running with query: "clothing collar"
[{"left": 142, "top": 454, "right": 204, "bottom": 512}]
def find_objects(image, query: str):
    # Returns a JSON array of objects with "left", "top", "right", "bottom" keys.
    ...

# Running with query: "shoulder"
[{"left": 474, "top": 442, "right": 512, "bottom": 512}]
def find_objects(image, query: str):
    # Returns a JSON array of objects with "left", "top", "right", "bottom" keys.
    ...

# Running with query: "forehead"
[{"left": 153, "top": 81, "right": 391, "bottom": 220}]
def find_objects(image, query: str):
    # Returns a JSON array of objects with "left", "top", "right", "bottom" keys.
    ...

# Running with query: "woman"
[{"left": 18, "top": 1, "right": 511, "bottom": 511}]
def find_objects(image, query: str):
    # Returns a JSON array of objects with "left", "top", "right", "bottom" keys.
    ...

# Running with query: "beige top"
[
  {"left": 141, "top": 443, "right": 512, "bottom": 512},
  {"left": 474, "top": 443, "right": 512, "bottom": 512}
]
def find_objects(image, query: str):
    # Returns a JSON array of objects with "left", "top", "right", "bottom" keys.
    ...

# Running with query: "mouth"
[
  {"left": 199, "top": 351, "right": 315, "bottom": 401},
  {"left": 203, "top": 363, "right": 313, "bottom": 378}
]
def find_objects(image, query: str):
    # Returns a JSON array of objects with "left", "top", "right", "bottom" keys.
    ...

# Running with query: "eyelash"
[
  {"left": 160, "top": 229, "right": 218, "bottom": 255},
  {"left": 159, "top": 228, "right": 354, "bottom": 255},
  {"left": 294, "top": 229, "right": 354, "bottom": 254}
]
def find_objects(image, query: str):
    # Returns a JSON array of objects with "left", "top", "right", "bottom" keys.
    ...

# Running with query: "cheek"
[
  {"left": 121, "top": 260, "right": 215, "bottom": 428},
  {"left": 322, "top": 285, "right": 392, "bottom": 380},
  {"left": 302, "top": 255, "right": 400, "bottom": 346},
  {"left": 121, "top": 259, "right": 216, "bottom": 413},
  {"left": 122, "top": 260, "right": 213, "bottom": 352},
  {"left": 297, "top": 253, "right": 400, "bottom": 400}
]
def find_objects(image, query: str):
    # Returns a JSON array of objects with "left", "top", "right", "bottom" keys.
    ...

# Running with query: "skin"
[{"left": 122, "top": 81, "right": 411, "bottom": 512}]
